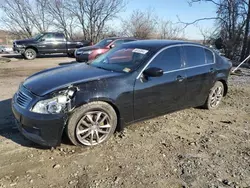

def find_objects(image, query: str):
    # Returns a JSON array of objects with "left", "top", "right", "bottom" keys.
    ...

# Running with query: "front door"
[{"left": 133, "top": 46, "right": 187, "bottom": 121}]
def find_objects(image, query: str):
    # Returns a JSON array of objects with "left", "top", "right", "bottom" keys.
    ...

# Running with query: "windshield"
[
  {"left": 95, "top": 39, "right": 115, "bottom": 47},
  {"left": 90, "top": 46, "right": 152, "bottom": 73},
  {"left": 33, "top": 33, "right": 44, "bottom": 40}
]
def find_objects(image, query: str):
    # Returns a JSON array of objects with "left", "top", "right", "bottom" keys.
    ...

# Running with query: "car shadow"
[
  {"left": 58, "top": 61, "right": 79, "bottom": 66},
  {"left": 0, "top": 98, "right": 72, "bottom": 149},
  {"left": 2, "top": 53, "right": 72, "bottom": 59}
]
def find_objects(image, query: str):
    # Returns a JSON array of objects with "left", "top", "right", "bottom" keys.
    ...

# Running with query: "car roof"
[
  {"left": 105, "top": 37, "right": 136, "bottom": 40},
  {"left": 42, "top": 32, "right": 64, "bottom": 35},
  {"left": 123, "top": 40, "right": 204, "bottom": 50}
]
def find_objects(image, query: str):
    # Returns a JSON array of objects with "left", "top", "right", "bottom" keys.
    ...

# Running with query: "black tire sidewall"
[
  {"left": 66, "top": 101, "right": 117, "bottom": 146},
  {"left": 24, "top": 48, "right": 37, "bottom": 60}
]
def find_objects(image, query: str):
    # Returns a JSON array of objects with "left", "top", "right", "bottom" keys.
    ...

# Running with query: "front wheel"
[
  {"left": 204, "top": 81, "right": 224, "bottom": 110},
  {"left": 67, "top": 52, "right": 75, "bottom": 58},
  {"left": 66, "top": 101, "right": 117, "bottom": 146},
  {"left": 24, "top": 48, "right": 37, "bottom": 60}
]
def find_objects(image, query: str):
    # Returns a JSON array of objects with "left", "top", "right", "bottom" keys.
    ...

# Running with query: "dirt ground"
[{"left": 0, "top": 54, "right": 250, "bottom": 188}]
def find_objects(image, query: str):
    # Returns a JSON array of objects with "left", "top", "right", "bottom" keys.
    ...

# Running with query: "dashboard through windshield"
[{"left": 90, "top": 46, "right": 152, "bottom": 73}]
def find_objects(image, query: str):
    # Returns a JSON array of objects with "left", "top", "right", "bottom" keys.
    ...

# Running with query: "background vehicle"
[
  {"left": 12, "top": 40, "right": 232, "bottom": 147},
  {"left": 75, "top": 37, "right": 136, "bottom": 62},
  {"left": 0, "top": 45, "right": 6, "bottom": 53},
  {"left": 0, "top": 45, "right": 12, "bottom": 53},
  {"left": 13, "top": 32, "right": 91, "bottom": 60}
]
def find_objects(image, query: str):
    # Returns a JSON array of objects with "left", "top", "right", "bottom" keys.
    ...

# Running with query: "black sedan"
[{"left": 12, "top": 40, "right": 232, "bottom": 147}]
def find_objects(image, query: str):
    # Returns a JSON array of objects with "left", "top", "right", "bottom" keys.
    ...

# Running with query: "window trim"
[
  {"left": 136, "top": 44, "right": 215, "bottom": 79},
  {"left": 204, "top": 48, "right": 215, "bottom": 65}
]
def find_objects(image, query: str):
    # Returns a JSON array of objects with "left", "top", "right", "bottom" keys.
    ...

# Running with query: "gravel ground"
[{"left": 0, "top": 54, "right": 249, "bottom": 188}]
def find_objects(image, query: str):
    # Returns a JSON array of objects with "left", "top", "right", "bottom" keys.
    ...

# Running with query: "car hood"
[
  {"left": 23, "top": 64, "right": 123, "bottom": 96},
  {"left": 15, "top": 38, "right": 36, "bottom": 45},
  {"left": 78, "top": 45, "right": 104, "bottom": 51}
]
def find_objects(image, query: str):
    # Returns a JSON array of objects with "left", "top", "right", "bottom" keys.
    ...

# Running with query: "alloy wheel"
[
  {"left": 26, "top": 51, "right": 34, "bottom": 59},
  {"left": 76, "top": 111, "right": 112, "bottom": 146},
  {"left": 210, "top": 86, "right": 223, "bottom": 108}
]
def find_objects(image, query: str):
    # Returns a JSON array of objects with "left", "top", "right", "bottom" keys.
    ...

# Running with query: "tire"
[
  {"left": 204, "top": 81, "right": 224, "bottom": 110},
  {"left": 66, "top": 101, "right": 117, "bottom": 146},
  {"left": 67, "top": 52, "right": 75, "bottom": 58},
  {"left": 24, "top": 48, "right": 37, "bottom": 60}
]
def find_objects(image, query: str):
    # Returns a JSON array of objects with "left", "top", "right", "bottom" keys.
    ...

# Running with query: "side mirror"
[
  {"left": 143, "top": 67, "right": 163, "bottom": 77},
  {"left": 110, "top": 44, "right": 115, "bottom": 49},
  {"left": 40, "top": 38, "right": 45, "bottom": 42}
]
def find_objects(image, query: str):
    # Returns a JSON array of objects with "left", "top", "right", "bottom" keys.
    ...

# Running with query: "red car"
[{"left": 75, "top": 37, "right": 136, "bottom": 62}]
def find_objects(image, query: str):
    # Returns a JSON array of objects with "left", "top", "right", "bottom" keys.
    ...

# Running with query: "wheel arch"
[
  {"left": 216, "top": 78, "right": 228, "bottom": 96},
  {"left": 74, "top": 97, "right": 124, "bottom": 132},
  {"left": 25, "top": 46, "right": 38, "bottom": 53}
]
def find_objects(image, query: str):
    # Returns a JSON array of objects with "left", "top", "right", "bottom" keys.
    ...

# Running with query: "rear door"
[
  {"left": 54, "top": 33, "right": 67, "bottom": 53},
  {"left": 182, "top": 45, "right": 215, "bottom": 107},
  {"left": 134, "top": 46, "right": 187, "bottom": 120}
]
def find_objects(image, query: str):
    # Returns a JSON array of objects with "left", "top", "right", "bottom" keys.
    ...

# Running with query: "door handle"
[
  {"left": 176, "top": 75, "right": 185, "bottom": 82},
  {"left": 210, "top": 68, "right": 215, "bottom": 73}
]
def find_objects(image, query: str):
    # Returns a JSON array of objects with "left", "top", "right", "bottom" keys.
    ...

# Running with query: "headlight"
[
  {"left": 76, "top": 50, "right": 92, "bottom": 55},
  {"left": 83, "top": 50, "right": 92, "bottom": 54},
  {"left": 31, "top": 89, "right": 76, "bottom": 114},
  {"left": 16, "top": 44, "right": 25, "bottom": 48}
]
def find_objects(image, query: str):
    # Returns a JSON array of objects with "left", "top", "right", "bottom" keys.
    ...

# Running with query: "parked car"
[
  {"left": 12, "top": 40, "right": 232, "bottom": 147},
  {"left": 13, "top": 32, "right": 91, "bottom": 60},
  {"left": 0, "top": 45, "right": 6, "bottom": 53},
  {"left": 75, "top": 37, "right": 136, "bottom": 62}
]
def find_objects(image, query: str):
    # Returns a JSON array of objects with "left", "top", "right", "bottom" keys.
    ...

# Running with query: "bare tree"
[
  {"left": 29, "top": 0, "right": 53, "bottom": 33},
  {"left": 121, "top": 9, "right": 158, "bottom": 39},
  {"left": 178, "top": 0, "right": 249, "bottom": 61},
  {"left": 67, "top": 0, "right": 125, "bottom": 42},
  {"left": 158, "top": 20, "right": 184, "bottom": 39},
  {"left": 0, "top": 0, "right": 54, "bottom": 38},
  {"left": 0, "top": 0, "right": 34, "bottom": 38},
  {"left": 240, "top": 0, "right": 250, "bottom": 61},
  {"left": 46, "top": 0, "right": 73, "bottom": 38}
]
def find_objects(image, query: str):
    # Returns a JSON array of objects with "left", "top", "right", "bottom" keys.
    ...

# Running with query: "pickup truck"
[{"left": 13, "top": 32, "right": 91, "bottom": 60}]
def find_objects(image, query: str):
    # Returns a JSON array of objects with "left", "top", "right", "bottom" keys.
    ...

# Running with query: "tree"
[
  {"left": 46, "top": 0, "right": 74, "bottom": 38},
  {"left": 0, "top": 0, "right": 34, "bottom": 38},
  {"left": 158, "top": 20, "right": 184, "bottom": 39},
  {"left": 67, "top": 0, "right": 125, "bottom": 42},
  {"left": 30, "top": 0, "right": 53, "bottom": 33},
  {"left": 121, "top": 9, "right": 158, "bottom": 39},
  {"left": 240, "top": 0, "right": 250, "bottom": 61},
  {"left": 0, "top": 0, "right": 54, "bottom": 38},
  {"left": 179, "top": 0, "right": 250, "bottom": 61}
]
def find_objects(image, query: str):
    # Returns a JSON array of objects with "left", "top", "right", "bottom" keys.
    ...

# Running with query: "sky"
[
  {"left": 114, "top": 0, "right": 217, "bottom": 40},
  {"left": 0, "top": 0, "right": 217, "bottom": 40}
]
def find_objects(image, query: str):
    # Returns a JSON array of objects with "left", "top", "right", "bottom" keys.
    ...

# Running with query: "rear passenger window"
[
  {"left": 55, "top": 33, "right": 65, "bottom": 40},
  {"left": 184, "top": 46, "right": 205, "bottom": 67},
  {"left": 205, "top": 49, "right": 214, "bottom": 64},
  {"left": 149, "top": 47, "right": 182, "bottom": 71}
]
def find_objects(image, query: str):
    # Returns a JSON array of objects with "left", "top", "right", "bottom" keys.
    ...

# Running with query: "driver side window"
[
  {"left": 149, "top": 46, "right": 182, "bottom": 71},
  {"left": 112, "top": 40, "right": 124, "bottom": 47},
  {"left": 42, "top": 34, "right": 55, "bottom": 41}
]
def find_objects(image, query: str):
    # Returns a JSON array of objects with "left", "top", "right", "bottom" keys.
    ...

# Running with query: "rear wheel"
[
  {"left": 24, "top": 48, "right": 37, "bottom": 60},
  {"left": 66, "top": 101, "right": 117, "bottom": 146},
  {"left": 204, "top": 81, "right": 224, "bottom": 110}
]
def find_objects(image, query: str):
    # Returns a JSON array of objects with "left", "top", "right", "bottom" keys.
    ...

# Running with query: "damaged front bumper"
[{"left": 12, "top": 99, "right": 67, "bottom": 147}]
